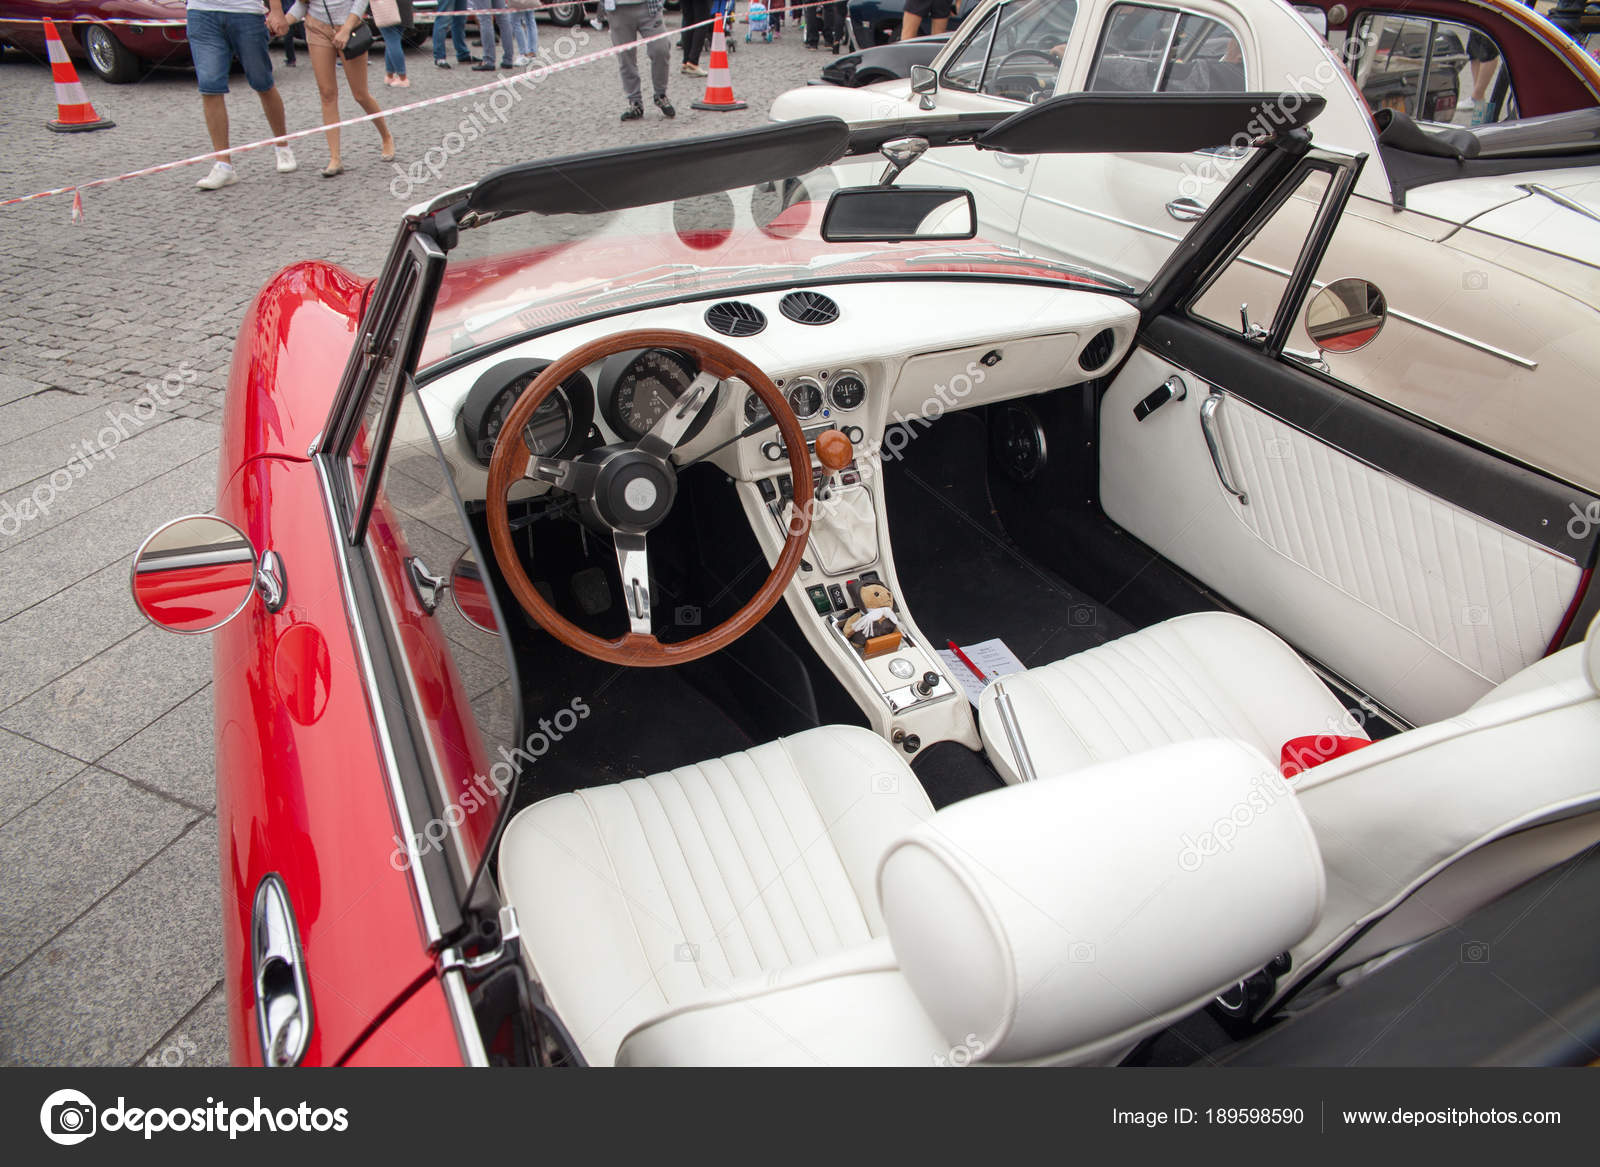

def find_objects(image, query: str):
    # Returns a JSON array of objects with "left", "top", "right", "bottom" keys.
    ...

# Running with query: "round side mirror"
[
  {"left": 1306, "top": 277, "right": 1388, "bottom": 354},
  {"left": 131, "top": 515, "right": 258, "bottom": 634},
  {"left": 449, "top": 548, "right": 499, "bottom": 634}
]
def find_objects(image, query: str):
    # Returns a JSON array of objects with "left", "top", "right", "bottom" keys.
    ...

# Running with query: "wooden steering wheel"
[{"left": 486, "top": 329, "right": 814, "bottom": 667}]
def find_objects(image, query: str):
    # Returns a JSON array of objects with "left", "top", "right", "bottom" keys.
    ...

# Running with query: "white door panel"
[{"left": 1100, "top": 347, "right": 1582, "bottom": 724}]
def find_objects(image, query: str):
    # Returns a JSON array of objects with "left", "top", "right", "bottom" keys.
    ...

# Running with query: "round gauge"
[
  {"left": 460, "top": 359, "right": 593, "bottom": 467},
  {"left": 828, "top": 371, "right": 867, "bottom": 412},
  {"left": 601, "top": 349, "right": 719, "bottom": 443},
  {"left": 786, "top": 378, "right": 823, "bottom": 421},
  {"left": 744, "top": 390, "right": 771, "bottom": 426}
]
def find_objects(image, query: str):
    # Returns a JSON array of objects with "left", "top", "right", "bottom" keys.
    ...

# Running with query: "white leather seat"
[
  {"left": 979, "top": 610, "right": 1600, "bottom": 1006},
  {"left": 498, "top": 726, "right": 935, "bottom": 1066},
  {"left": 500, "top": 728, "right": 1325, "bottom": 1066},
  {"left": 978, "top": 611, "right": 1363, "bottom": 783}
]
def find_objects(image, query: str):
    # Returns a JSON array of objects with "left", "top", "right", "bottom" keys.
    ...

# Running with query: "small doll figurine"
[{"left": 842, "top": 581, "right": 902, "bottom": 657}]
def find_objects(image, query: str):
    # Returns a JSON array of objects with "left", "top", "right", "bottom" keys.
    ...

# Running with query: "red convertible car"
[
  {"left": 132, "top": 97, "right": 1600, "bottom": 1067},
  {"left": 0, "top": 0, "right": 188, "bottom": 81}
]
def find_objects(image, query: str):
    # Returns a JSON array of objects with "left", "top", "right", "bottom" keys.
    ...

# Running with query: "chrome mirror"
[
  {"left": 1306, "top": 277, "right": 1388, "bottom": 354},
  {"left": 449, "top": 548, "right": 499, "bottom": 634},
  {"left": 131, "top": 515, "right": 261, "bottom": 634}
]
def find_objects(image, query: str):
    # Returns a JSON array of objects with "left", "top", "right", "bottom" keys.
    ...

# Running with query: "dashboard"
[{"left": 418, "top": 279, "right": 1140, "bottom": 502}]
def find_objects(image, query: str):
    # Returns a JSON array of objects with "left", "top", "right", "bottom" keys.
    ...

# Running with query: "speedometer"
[
  {"left": 600, "top": 349, "right": 720, "bottom": 443},
  {"left": 459, "top": 359, "right": 593, "bottom": 467}
]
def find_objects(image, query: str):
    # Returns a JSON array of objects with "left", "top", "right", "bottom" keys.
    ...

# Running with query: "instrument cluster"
[{"left": 743, "top": 368, "right": 869, "bottom": 428}]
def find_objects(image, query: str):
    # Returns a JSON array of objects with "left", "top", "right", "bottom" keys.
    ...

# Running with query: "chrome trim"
[
  {"left": 311, "top": 455, "right": 444, "bottom": 944},
  {"left": 991, "top": 679, "right": 1039, "bottom": 783},
  {"left": 1515, "top": 184, "right": 1600, "bottom": 225},
  {"left": 129, "top": 514, "right": 258, "bottom": 636},
  {"left": 134, "top": 545, "right": 253, "bottom": 573},
  {"left": 1166, "top": 196, "right": 1207, "bottom": 222},
  {"left": 441, "top": 968, "right": 490, "bottom": 1067},
  {"left": 255, "top": 549, "right": 288, "bottom": 613},
  {"left": 252, "top": 873, "right": 313, "bottom": 1067},
  {"left": 1199, "top": 391, "right": 1249, "bottom": 505}
]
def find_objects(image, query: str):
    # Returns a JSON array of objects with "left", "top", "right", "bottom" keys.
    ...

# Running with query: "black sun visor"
[{"left": 977, "top": 92, "right": 1327, "bottom": 156}]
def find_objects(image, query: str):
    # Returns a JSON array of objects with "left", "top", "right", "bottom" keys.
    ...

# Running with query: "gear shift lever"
[{"left": 815, "top": 428, "right": 853, "bottom": 499}]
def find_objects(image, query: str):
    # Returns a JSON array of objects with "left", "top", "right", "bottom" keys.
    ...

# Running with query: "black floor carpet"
[{"left": 882, "top": 411, "right": 1136, "bottom": 670}]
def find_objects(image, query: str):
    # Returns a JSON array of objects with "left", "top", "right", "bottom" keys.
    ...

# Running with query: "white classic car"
[{"left": 772, "top": 0, "right": 1600, "bottom": 496}]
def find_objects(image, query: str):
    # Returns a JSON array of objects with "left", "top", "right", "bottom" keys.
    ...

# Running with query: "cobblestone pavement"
[{"left": 0, "top": 16, "right": 829, "bottom": 1066}]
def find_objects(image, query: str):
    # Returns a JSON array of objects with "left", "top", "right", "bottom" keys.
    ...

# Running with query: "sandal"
[{"left": 321, "top": 162, "right": 344, "bottom": 178}]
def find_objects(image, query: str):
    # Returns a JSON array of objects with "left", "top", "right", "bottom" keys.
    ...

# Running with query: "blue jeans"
[
  {"left": 512, "top": 10, "right": 538, "bottom": 57},
  {"left": 379, "top": 24, "right": 406, "bottom": 75},
  {"left": 469, "top": 0, "right": 515, "bottom": 64},
  {"left": 187, "top": 9, "right": 275, "bottom": 95},
  {"left": 432, "top": 0, "right": 471, "bottom": 60}
]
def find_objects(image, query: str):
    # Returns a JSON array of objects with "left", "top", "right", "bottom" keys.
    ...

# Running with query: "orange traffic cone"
[
  {"left": 44, "top": 18, "right": 114, "bottom": 133},
  {"left": 691, "top": 14, "right": 747, "bottom": 112}
]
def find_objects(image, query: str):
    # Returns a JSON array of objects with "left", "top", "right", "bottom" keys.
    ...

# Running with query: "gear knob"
[{"left": 815, "top": 428, "right": 854, "bottom": 473}]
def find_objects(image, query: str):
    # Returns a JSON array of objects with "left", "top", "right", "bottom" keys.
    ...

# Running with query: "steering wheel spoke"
[
  {"left": 527, "top": 455, "right": 598, "bottom": 494},
  {"left": 614, "top": 531, "right": 653, "bottom": 636},
  {"left": 637, "top": 371, "right": 720, "bottom": 460}
]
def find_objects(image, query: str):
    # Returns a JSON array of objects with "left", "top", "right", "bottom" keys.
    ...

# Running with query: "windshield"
[{"left": 419, "top": 142, "right": 1188, "bottom": 369}]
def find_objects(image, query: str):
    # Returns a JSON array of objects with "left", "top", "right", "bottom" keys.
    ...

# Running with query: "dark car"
[
  {"left": 0, "top": 0, "right": 189, "bottom": 82},
  {"left": 849, "top": 0, "right": 968, "bottom": 47},
  {"left": 820, "top": 30, "right": 948, "bottom": 85}
]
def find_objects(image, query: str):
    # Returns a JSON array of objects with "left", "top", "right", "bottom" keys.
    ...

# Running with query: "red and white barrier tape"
[
  {"left": 0, "top": 2, "right": 710, "bottom": 27},
  {"left": 1, "top": 3, "right": 839, "bottom": 217}
]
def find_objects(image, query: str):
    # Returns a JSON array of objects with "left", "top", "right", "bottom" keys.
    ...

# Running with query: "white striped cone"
[
  {"left": 45, "top": 18, "right": 114, "bottom": 132},
  {"left": 691, "top": 14, "right": 747, "bottom": 111}
]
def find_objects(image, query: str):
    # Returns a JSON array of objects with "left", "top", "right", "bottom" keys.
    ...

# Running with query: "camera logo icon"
[
  {"left": 675, "top": 605, "right": 702, "bottom": 627},
  {"left": 1068, "top": 604, "right": 1097, "bottom": 627},
  {"left": 40, "top": 1088, "right": 97, "bottom": 1146}
]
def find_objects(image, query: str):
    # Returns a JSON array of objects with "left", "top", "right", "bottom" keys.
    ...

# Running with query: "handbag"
[
  {"left": 321, "top": 0, "right": 375, "bottom": 57},
  {"left": 371, "top": 0, "right": 401, "bottom": 27}
]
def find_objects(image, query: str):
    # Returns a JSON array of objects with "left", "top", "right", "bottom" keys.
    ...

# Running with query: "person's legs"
[
  {"left": 380, "top": 25, "right": 405, "bottom": 79},
  {"left": 469, "top": 0, "right": 499, "bottom": 67},
  {"left": 496, "top": 10, "right": 516, "bottom": 65},
  {"left": 306, "top": 21, "right": 344, "bottom": 168},
  {"left": 930, "top": 0, "right": 952, "bottom": 36},
  {"left": 188, "top": 10, "right": 235, "bottom": 160},
  {"left": 341, "top": 36, "right": 396, "bottom": 155},
  {"left": 640, "top": 4, "right": 670, "bottom": 104},
  {"left": 682, "top": 0, "right": 709, "bottom": 65},
  {"left": 611, "top": 4, "right": 644, "bottom": 110}
]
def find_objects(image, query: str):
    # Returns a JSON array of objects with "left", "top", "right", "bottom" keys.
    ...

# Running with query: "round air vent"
[
  {"left": 779, "top": 290, "right": 840, "bottom": 326},
  {"left": 704, "top": 300, "right": 766, "bottom": 338},
  {"left": 1079, "top": 328, "right": 1117, "bottom": 372}
]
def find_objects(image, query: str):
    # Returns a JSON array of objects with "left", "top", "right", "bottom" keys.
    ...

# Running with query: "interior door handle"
[
  {"left": 1199, "top": 392, "right": 1249, "bottom": 506},
  {"left": 252, "top": 874, "right": 313, "bottom": 1067},
  {"left": 1166, "top": 197, "right": 1207, "bottom": 222}
]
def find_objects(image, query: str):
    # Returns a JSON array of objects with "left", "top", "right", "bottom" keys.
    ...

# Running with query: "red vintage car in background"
[
  {"left": 0, "top": 0, "right": 189, "bottom": 81},
  {"left": 130, "top": 99, "right": 1600, "bottom": 1067}
]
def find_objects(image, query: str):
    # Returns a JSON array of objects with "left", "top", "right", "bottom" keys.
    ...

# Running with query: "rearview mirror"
[
  {"left": 821, "top": 186, "right": 976, "bottom": 243},
  {"left": 131, "top": 515, "right": 260, "bottom": 634},
  {"left": 909, "top": 64, "right": 937, "bottom": 110},
  {"left": 1305, "top": 277, "right": 1388, "bottom": 354}
]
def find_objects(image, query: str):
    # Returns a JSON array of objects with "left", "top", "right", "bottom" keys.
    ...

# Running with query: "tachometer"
[
  {"left": 459, "top": 359, "right": 593, "bottom": 466},
  {"left": 600, "top": 348, "right": 720, "bottom": 443}
]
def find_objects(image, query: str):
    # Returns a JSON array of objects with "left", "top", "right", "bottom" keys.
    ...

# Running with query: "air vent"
[
  {"left": 779, "top": 290, "right": 840, "bottom": 326},
  {"left": 704, "top": 301, "right": 766, "bottom": 338},
  {"left": 1079, "top": 328, "right": 1117, "bottom": 372}
]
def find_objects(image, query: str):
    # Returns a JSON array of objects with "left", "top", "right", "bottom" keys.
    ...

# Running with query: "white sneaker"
[
  {"left": 1456, "top": 97, "right": 1476, "bottom": 112},
  {"left": 275, "top": 145, "right": 298, "bottom": 173},
  {"left": 196, "top": 162, "right": 238, "bottom": 190}
]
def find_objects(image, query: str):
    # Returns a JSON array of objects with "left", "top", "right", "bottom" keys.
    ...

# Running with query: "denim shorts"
[{"left": 187, "top": 9, "right": 275, "bottom": 95}]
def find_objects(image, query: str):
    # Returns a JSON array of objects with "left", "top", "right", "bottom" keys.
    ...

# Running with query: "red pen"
[{"left": 946, "top": 640, "right": 987, "bottom": 682}]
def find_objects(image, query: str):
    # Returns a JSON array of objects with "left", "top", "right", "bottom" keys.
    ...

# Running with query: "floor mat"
[{"left": 882, "top": 411, "right": 1136, "bottom": 670}]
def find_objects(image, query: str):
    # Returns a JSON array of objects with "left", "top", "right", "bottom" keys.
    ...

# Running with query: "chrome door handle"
[
  {"left": 1166, "top": 197, "right": 1207, "bottom": 222},
  {"left": 995, "top": 152, "right": 1030, "bottom": 171},
  {"left": 253, "top": 874, "right": 312, "bottom": 1067},
  {"left": 1199, "top": 392, "right": 1249, "bottom": 506}
]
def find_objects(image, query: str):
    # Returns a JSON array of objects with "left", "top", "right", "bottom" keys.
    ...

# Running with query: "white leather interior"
[
  {"left": 497, "top": 725, "right": 934, "bottom": 1066},
  {"left": 879, "top": 739, "right": 1324, "bottom": 1064},
  {"left": 978, "top": 610, "right": 1600, "bottom": 1005},
  {"left": 801, "top": 483, "right": 880, "bottom": 576},
  {"left": 1100, "top": 348, "right": 1582, "bottom": 724},
  {"left": 977, "top": 611, "right": 1362, "bottom": 784}
]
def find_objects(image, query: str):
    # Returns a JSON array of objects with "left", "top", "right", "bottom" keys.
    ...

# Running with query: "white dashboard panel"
[{"left": 417, "top": 279, "right": 1137, "bottom": 501}]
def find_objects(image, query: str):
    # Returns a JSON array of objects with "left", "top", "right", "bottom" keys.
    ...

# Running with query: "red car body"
[{"left": 0, "top": 0, "right": 190, "bottom": 80}]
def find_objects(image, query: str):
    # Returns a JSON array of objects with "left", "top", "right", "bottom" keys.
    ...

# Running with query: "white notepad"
[{"left": 935, "top": 638, "right": 1027, "bottom": 707}]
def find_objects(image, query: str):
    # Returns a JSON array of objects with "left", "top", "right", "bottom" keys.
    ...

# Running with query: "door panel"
[{"left": 1100, "top": 331, "right": 1591, "bottom": 724}]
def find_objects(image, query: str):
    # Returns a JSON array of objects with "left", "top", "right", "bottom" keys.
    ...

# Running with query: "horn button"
[{"left": 590, "top": 450, "right": 677, "bottom": 533}]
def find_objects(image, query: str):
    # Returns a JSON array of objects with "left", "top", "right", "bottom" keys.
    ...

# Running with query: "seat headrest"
[
  {"left": 876, "top": 739, "right": 1324, "bottom": 1064},
  {"left": 1586, "top": 614, "right": 1600, "bottom": 693}
]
